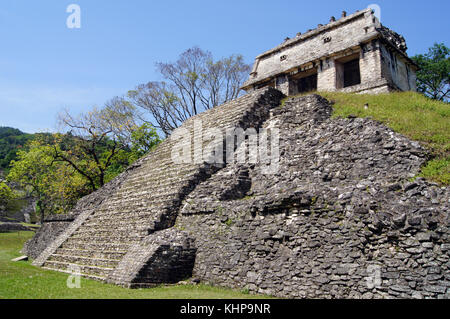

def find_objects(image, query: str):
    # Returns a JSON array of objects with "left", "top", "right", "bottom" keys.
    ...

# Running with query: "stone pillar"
[
  {"left": 275, "top": 75, "right": 289, "bottom": 95},
  {"left": 317, "top": 58, "right": 336, "bottom": 91},
  {"left": 359, "top": 43, "right": 382, "bottom": 85}
]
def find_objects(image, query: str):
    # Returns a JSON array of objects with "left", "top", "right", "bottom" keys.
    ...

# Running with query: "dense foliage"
[
  {"left": 412, "top": 43, "right": 450, "bottom": 102},
  {"left": 7, "top": 140, "right": 89, "bottom": 221},
  {"left": 0, "top": 182, "right": 15, "bottom": 208},
  {"left": 0, "top": 127, "right": 34, "bottom": 170}
]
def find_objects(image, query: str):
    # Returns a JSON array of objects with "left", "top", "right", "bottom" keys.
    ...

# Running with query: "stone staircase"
[{"left": 33, "top": 88, "right": 284, "bottom": 286}]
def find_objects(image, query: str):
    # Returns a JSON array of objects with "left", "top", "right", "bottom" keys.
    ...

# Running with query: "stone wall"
[
  {"left": 179, "top": 194, "right": 449, "bottom": 298},
  {"left": 317, "top": 59, "right": 336, "bottom": 92},
  {"left": 23, "top": 215, "right": 74, "bottom": 259},
  {"left": 0, "top": 222, "right": 32, "bottom": 233},
  {"left": 106, "top": 228, "right": 196, "bottom": 288},
  {"left": 380, "top": 43, "right": 417, "bottom": 92}
]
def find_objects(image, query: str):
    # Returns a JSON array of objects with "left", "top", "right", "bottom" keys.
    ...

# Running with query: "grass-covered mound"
[
  {"left": 0, "top": 231, "right": 271, "bottom": 299},
  {"left": 284, "top": 92, "right": 449, "bottom": 185}
]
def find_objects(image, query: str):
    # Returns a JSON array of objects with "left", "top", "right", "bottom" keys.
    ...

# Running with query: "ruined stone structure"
[
  {"left": 30, "top": 89, "right": 284, "bottom": 287},
  {"left": 27, "top": 87, "right": 449, "bottom": 298},
  {"left": 241, "top": 8, "right": 418, "bottom": 95},
  {"left": 26, "top": 9, "right": 448, "bottom": 299}
]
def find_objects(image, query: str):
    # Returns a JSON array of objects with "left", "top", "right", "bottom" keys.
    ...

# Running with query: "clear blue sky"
[{"left": 0, "top": 0, "right": 449, "bottom": 133}]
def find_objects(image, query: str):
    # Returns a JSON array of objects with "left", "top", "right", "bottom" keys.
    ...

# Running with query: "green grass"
[
  {"left": 283, "top": 91, "right": 450, "bottom": 185},
  {"left": 0, "top": 231, "right": 272, "bottom": 299}
]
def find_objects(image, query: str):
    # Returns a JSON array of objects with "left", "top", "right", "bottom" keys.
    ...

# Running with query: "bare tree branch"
[{"left": 129, "top": 47, "right": 251, "bottom": 136}]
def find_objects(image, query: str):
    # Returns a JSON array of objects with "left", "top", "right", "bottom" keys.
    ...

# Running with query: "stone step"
[
  {"left": 71, "top": 228, "right": 148, "bottom": 239},
  {"left": 92, "top": 202, "right": 169, "bottom": 214},
  {"left": 98, "top": 193, "right": 181, "bottom": 207},
  {"left": 47, "top": 254, "right": 121, "bottom": 268},
  {"left": 120, "top": 170, "right": 197, "bottom": 186},
  {"left": 78, "top": 223, "right": 155, "bottom": 233},
  {"left": 84, "top": 209, "right": 161, "bottom": 221},
  {"left": 55, "top": 248, "right": 127, "bottom": 260},
  {"left": 115, "top": 166, "right": 195, "bottom": 184},
  {"left": 103, "top": 190, "right": 185, "bottom": 205},
  {"left": 81, "top": 217, "right": 157, "bottom": 230},
  {"left": 61, "top": 240, "right": 134, "bottom": 251},
  {"left": 126, "top": 165, "right": 196, "bottom": 178},
  {"left": 43, "top": 260, "right": 113, "bottom": 278},
  {"left": 68, "top": 234, "right": 144, "bottom": 243},
  {"left": 72, "top": 225, "right": 149, "bottom": 235},
  {"left": 108, "top": 187, "right": 176, "bottom": 198},
  {"left": 42, "top": 266, "right": 106, "bottom": 282}
]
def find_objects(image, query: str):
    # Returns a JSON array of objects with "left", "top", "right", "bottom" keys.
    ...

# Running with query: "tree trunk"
[{"left": 37, "top": 199, "right": 45, "bottom": 225}]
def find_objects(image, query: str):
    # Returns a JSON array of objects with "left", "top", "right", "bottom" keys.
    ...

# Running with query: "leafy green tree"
[
  {"left": 130, "top": 123, "right": 161, "bottom": 162},
  {"left": 412, "top": 43, "right": 450, "bottom": 101},
  {"left": 7, "top": 140, "right": 91, "bottom": 222},
  {"left": 0, "top": 182, "right": 15, "bottom": 208}
]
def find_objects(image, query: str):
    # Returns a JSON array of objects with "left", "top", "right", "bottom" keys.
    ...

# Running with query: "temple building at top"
[{"left": 241, "top": 8, "right": 418, "bottom": 95}]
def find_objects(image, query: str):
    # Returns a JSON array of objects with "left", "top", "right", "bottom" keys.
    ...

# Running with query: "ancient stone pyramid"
[
  {"left": 32, "top": 88, "right": 449, "bottom": 298},
  {"left": 32, "top": 88, "right": 285, "bottom": 287}
]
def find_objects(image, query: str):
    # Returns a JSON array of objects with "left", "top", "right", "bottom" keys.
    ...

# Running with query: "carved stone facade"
[{"left": 241, "top": 8, "right": 418, "bottom": 95}]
